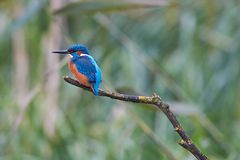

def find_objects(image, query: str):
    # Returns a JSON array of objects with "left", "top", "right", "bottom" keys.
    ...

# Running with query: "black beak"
[{"left": 52, "top": 50, "right": 68, "bottom": 54}]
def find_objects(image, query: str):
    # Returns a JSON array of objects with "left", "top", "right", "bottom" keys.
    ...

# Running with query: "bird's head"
[{"left": 52, "top": 44, "right": 90, "bottom": 57}]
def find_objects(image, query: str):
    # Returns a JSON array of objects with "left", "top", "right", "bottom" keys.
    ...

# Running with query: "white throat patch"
[{"left": 80, "top": 54, "right": 89, "bottom": 57}]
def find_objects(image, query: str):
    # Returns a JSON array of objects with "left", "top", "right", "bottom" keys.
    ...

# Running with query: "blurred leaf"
[
  {"left": 0, "top": 0, "right": 47, "bottom": 42},
  {"left": 54, "top": 1, "right": 168, "bottom": 15}
]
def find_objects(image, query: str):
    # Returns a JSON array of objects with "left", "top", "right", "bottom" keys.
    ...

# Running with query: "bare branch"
[{"left": 64, "top": 76, "right": 208, "bottom": 160}]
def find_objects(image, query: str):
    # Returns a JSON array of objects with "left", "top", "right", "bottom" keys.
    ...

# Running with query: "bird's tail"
[{"left": 92, "top": 83, "right": 100, "bottom": 96}]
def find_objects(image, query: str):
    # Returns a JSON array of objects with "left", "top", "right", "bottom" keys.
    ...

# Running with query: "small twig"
[{"left": 64, "top": 76, "right": 208, "bottom": 160}]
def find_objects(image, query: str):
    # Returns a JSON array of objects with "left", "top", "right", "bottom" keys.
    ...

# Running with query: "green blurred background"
[{"left": 0, "top": 0, "right": 240, "bottom": 159}]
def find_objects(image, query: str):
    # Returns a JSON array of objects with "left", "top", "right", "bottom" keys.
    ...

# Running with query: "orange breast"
[{"left": 68, "top": 61, "right": 91, "bottom": 87}]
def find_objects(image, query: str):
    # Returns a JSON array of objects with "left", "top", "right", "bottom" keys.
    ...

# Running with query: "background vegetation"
[{"left": 0, "top": 0, "right": 240, "bottom": 159}]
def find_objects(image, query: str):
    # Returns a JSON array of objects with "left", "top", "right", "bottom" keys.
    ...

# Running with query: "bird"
[{"left": 52, "top": 44, "right": 102, "bottom": 96}]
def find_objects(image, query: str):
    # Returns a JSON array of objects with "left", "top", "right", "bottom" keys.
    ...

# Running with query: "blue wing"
[
  {"left": 72, "top": 56, "right": 97, "bottom": 83},
  {"left": 71, "top": 54, "right": 102, "bottom": 95}
]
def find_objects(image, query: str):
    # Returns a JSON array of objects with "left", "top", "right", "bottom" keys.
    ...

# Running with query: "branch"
[{"left": 63, "top": 76, "right": 208, "bottom": 160}]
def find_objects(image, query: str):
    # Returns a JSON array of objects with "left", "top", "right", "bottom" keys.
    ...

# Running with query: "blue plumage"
[
  {"left": 68, "top": 44, "right": 90, "bottom": 54},
  {"left": 71, "top": 52, "right": 101, "bottom": 96},
  {"left": 71, "top": 54, "right": 97, "bottom": 83}
]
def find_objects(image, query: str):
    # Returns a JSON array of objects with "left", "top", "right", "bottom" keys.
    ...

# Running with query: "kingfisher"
[{"left": 52, "top": 44, "right": 102, "bottom": 96}]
